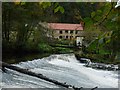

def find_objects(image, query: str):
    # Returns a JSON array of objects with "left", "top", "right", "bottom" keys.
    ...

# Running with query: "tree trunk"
[{"left": 0, "top": 61, "right": 80, "bottom": 89}]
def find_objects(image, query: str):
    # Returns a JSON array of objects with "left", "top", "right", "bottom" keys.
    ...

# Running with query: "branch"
[
  {"left": 96, "top": 3, "right": 114, "bottom": 26},
  {"left": 0, "top": 61, "right": 81, "bottom": 89}
]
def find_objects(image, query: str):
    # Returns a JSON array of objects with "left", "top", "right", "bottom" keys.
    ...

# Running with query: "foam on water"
[{"left": 1, "top": 54, "right": 118, "bottom": 88}]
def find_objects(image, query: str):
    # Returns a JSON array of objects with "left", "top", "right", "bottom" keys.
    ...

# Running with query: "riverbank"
[
  {"left": 3, "top": 51, "right": 120, "bottom": 65},
  {"left": 2, "top": 43, "right": 120, "bottom": 65},
  {"left": 2, "top": 48, "right": 73, "bottom": 64},
  {"left": 2, "top": 42, "right": 74, "bottom": 64},
  {"left": 74, "top": 52, "right": 120, "bottom": 65},
  {"left": 2, "top": 53, "right": 51, "bottom": 64}
]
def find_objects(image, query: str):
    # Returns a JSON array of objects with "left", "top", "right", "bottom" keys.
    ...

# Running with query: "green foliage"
[
  {"left": 39, "top": 2, "right": 51, "bottom": 9},
  {"left": 91, "top": 10, "right": 102, "bottom": 19},
  {"left": 91, "top": 11, "right": 96, "bottom": 18},
  {"left": 2, "top": 2, "right": 51, "bottom": 53},
  {"left": 54, "top": 6, "right": 64, "bottom": 13},
  {"left": 38, "top": 43, "right": 53, "bottom": 53},
  {"left": 53, "top": 47, "right": 73, "bottom": 54},
  {"left": 83, "top": 17, "right": 93, "bottom": 26},
  {"left": 96, "top": 10, "right": 102, "bottom": 15},
  {"left": 2, "top": 2, "right": 120, "bottom": 63}
]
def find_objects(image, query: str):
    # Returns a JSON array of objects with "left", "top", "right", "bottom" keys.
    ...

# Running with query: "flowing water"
[{"left": 0, "top": 54, "right": 118, "bottom": 88}]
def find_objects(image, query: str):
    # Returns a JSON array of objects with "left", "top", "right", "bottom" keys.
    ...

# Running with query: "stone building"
[
  {"left": 48, "top": 23, "right": 84, "bottom": 40},
  {"left": 48, "top": 22, "right": 84, "bottom": 46}
]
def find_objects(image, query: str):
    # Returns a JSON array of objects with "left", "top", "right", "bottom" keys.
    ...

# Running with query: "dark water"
[{"left": 2, "top": 53, "right": 51, "bottom": 64}]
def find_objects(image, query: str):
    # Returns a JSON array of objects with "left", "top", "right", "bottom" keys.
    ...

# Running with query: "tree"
[{"left": 2, "top": 2, "right": 65, "bottom": 53}]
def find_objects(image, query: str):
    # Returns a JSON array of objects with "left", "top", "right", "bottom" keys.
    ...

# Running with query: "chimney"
[{"left": 80, "top": 21, "right": 85, "bottom": 29}]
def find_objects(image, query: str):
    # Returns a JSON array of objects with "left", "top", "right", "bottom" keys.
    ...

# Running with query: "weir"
[
  {"left": 0, "top": 61, "right": 80, "bottom": 89},
  {"left": 1, "top": 54, "right": 118, "bottom": 88}
]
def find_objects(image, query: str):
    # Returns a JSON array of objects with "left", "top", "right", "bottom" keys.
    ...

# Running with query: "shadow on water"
[{"left": 2, "top": 53, "right": 51, "bottom": 64}]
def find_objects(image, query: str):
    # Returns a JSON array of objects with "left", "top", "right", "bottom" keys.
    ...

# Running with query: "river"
[{"left": 0, "top": 54, "right": 118, "bottom": 89}]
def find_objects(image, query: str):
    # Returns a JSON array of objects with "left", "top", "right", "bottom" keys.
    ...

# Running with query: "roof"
[{"left": 48, "top": 23, "right": 83, "bottom": 30}]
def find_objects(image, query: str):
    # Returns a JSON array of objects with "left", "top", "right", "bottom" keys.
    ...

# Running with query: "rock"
[{"left": 85, "top": 62, "right": 118, "bottom": 71}]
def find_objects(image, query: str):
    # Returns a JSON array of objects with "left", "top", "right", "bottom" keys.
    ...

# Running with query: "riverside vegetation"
[{"left": 2, "top": 2, "right": 120, "bottom": 64}]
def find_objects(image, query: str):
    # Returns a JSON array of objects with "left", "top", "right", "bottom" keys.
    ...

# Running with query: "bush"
[
  {"left": 38, "top": 43, "right": 53, "bottom": 53},
  {"left": 53, "top": 47, "right": 73, "bottom": 54}
]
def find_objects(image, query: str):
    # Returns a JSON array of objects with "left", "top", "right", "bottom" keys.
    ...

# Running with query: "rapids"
[{"left": 0, "top": 54, "right": 118, "bottom": 88}]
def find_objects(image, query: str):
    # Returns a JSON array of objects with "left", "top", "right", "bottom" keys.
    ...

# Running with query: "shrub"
[{"left": 38, "top": 43, "right": 53, "bottom": 53}]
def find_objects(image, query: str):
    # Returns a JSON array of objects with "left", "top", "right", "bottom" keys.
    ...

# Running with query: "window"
[
  {"left": 66, "top": 36, "right": 68, "bottom": 39},
  {"left": 59, "top": 36, "right": 62, "bottom": 39},
  {"left": 70, "top": 30, "right": 73, "bottom": 34},
  {"left": 65, "top": 30, "right": 68, "bottom": 33},
  {"left": 75, "top": 31, "right": 78, "bottom": 34},
  {"left": 59, "top": 31, "right": 62, "bottom": 34},
  {"left": 70, "top": 36, "right": 73, "bottom": 39}
]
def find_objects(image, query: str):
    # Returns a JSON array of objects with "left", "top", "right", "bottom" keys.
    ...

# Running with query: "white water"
[{"left": 0, "top": 54, "right": 118, "bottom": 88}]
